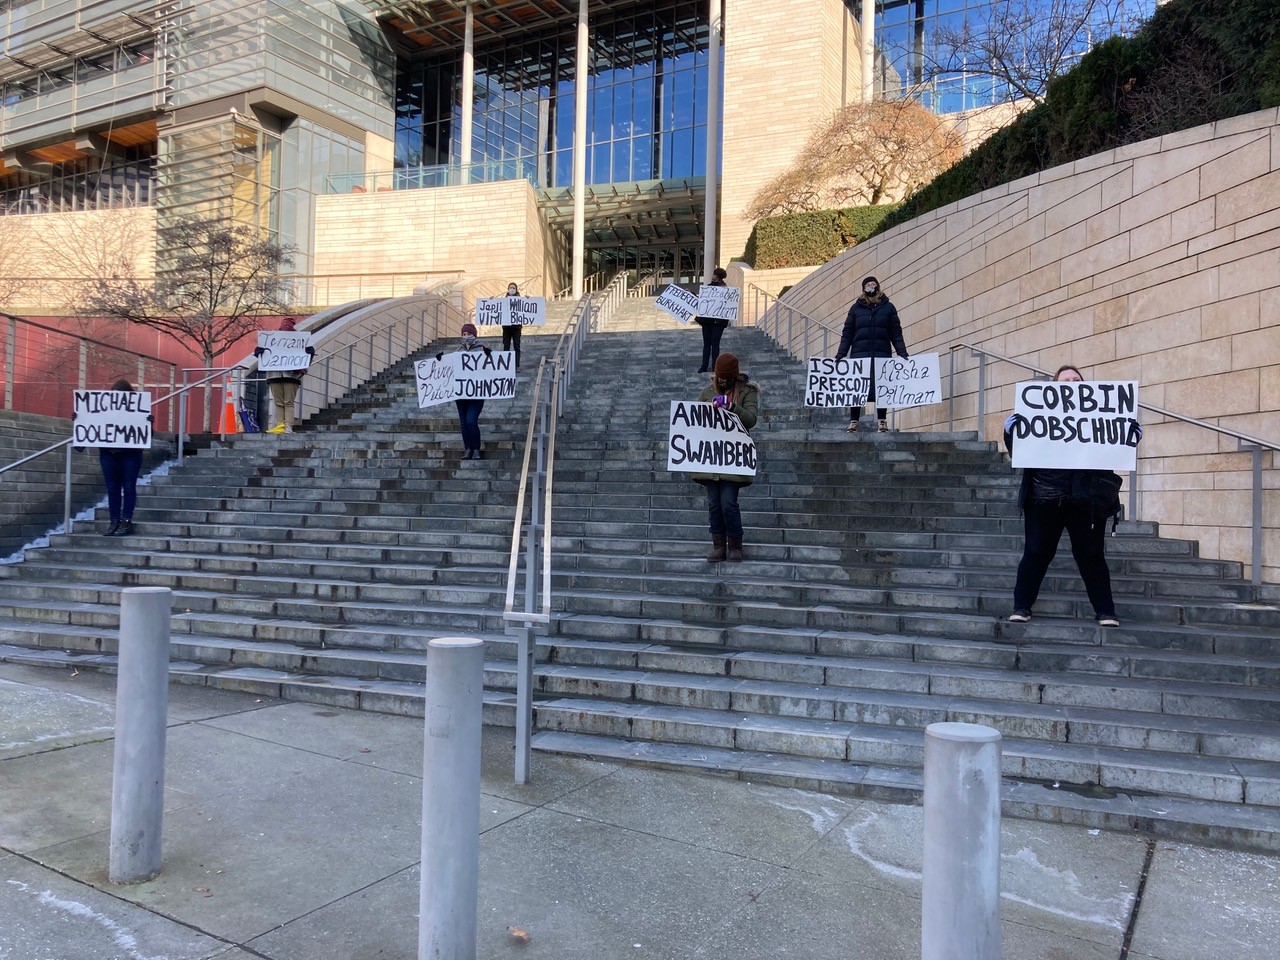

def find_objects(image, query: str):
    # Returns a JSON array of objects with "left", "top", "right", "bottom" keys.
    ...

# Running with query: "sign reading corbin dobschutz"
[
  {"left": 874, "top": 353, "right": 942, "bottom": 409},
  {"left": 73, "top": 390, "right": 152, "bottom": 449},
  {"left": 697, "top": 285, "right": 740, "bottom": 322},
  {"left": 655, "top": 284, "right": 700, "bottom": 324},
  {"left": 256, "top": 331, "right": 313, "bottom": 370},
  {"left": 1011, "top": 380, "right": 1141, "bottom": 472},
  {"left": 475, "top": 297, "right": 548, "bottom": 327},
  {"left": 804, "top": 358, "right": 870, "bottom": 407},
  {"left": 415, "top": 351, "right": 517, "bottom": 409},
  {"left": 667, "top": 401, "right": 757, "bottom": 478}
]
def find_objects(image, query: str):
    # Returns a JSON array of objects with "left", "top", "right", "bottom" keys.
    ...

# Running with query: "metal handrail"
[
  {"left": 744, "top": 282, "right": 843, "bottom": 359},
  {"left": 954, "top": 341, "right": 1277, "bottom": 587}
]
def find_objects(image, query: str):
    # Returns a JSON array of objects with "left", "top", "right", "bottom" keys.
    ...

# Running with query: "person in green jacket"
[{"left": 695, "top": 352, "right": 760, "bottom": 563}]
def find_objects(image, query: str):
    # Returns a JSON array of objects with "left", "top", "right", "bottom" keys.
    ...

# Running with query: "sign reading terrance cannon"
[
  {"left": 475, "top": 297, "right": 547, "bottom": 327},
  {"left": 256, "top": 331, "right": 313, "bottom": 371},
  {"left": 1011, "top": 379, "right": 1141, "bottom": 472},
  {"left": 415, "top": 351, "right": 517, "bottom": 409},
  {"left": 73, "top": 390, "right": 152, "bottom": 449},
  {"left": 667, "top": 400, "right": 757, "bottom": 478}
]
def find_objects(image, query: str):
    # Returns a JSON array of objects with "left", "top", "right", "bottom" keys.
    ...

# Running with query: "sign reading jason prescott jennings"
[
  {"left": 256, "top": 331, "right": 313, "bottom": 370},
  {"left": 415, "top": 351, "right": 517, "bottom": 408},
  {"left": 73, "top": 390, "right": 152, "bottom": 449},
  {"left": 805, "top": 358, "right": 871, "bottom": 407},
  {"left": 1011, "top": 380, "right": 1141, "bottom": 472},
  {"left": 667, "top": 401, "right": 757, "bottom": 478},
  {"left": 475, "top": 297, "right": 547, "bottom": 327},
  {"left": 874, "top": 353, "right": 942, "bottom": 409}
]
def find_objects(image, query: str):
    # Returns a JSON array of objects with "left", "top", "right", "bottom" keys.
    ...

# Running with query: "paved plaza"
[{"left": 1, "top": 664, "right": 1277, "bottom": 960}]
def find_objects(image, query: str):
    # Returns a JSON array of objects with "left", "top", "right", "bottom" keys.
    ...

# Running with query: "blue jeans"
[
  {"left": 99, "top": 449, "right": 143, "bottom": 522},
  {"left": 705, "top": 480, "right": 743, "bottom": 539},
  {"left": 455, "top": 399, "right": 485, "bottom": 451}
]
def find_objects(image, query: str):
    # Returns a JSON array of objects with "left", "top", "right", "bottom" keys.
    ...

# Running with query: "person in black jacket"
[
  {"left": 695, "top": 267, "right": 730, "bottom": 373},
  {"left": 835, "top": 276, "right": 908, "bottom": 432},
  {"left": 1004, "top": 364, "right": 1142, "bottom": 628},
  {"left": 501, "top": 282, "right": 523, "bottom": 370}
]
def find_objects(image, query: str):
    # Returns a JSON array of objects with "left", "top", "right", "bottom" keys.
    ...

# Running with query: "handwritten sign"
[
  {"left": 667, "top": 401, "right": 757, "bottom": 478},
  {"left": 476, "top": 297, "right": 547, "bottom": 327},
  {"left": 874, "top": 353, "right": 942, "bottom": 409},
  {"left": 415, "top": 351, "right": 517, "bottom": 408},
  {"left": 655, "top": 284, "right": 700, "bottom": 324},
  {"left": 697, "top": 285, "right": 740, "bottom": 322},
  {"left": 256, "top": 331, "right": 313, "bottom": 371},
  {"left": 804, "top": 358, "right": 871, "bottom": 408},
  {"left": 73, "top": 390, "right": 152, "bottom": 449},
  {"left": 1011, "top": 380, "right": 1140, "bottom": 472}
]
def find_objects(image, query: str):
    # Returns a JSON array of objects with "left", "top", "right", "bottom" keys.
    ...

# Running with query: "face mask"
[
  {"left": 715, "top": 378, "right": 732, "bottom": 391},
  {"left": 507, "top": 289, "right": 518, "bottom": 296},
  {"left": 864, "top": 285, "right": 878, "bottom": 296},
  {"left": 462, "top": 335, "right": 476, "bottom": 347}
]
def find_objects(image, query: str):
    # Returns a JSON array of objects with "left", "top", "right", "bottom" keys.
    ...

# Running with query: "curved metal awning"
[
  {"left": 538, "top": 176, "right": 706, "bottom": 249},
  {"left": 365, "top": 1, "right": 608, "bottom": 50}
]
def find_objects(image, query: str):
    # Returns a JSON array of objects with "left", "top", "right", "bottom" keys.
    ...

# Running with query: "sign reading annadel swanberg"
[
  {"left": 73, "top": 390, "right": 152, "bottom": 449},
  {"left": 476, "top": 297, "right": 548, "bottom": 327},
  {"left": 655, "top": 284, "right": 700, "bottom": 324},
  {"left": 667, "top": 400, "right": 757, "bottom": 477},
  {"left": 415, "top": 351, "right": 517, "bottom": 408},
  {"left": 804, "top": 358, "right": 871, "bottom": 408},
  {"left": 697, "top": 285, "right": 740, "bottom": 322},
  {"left": 256, "top": 331, "right": 313, "bottom": 371},
  {"left": 874, "top": 353, "right": 942, "bottom": 409},
  {"left": 1011, "top": 380, "right": 1141, "bottom": 472}
]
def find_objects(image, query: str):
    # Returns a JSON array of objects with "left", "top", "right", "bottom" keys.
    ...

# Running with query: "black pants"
[
  {"left": 849, "top": 361, "right": 887, "bottom": 422},
  {"left": 455, "top": 399, "right": 485, "bottom": 451},
  {"left": 100, "top": 449, "right": 143, "bottom": 522},
  {"left": 1013, "top": 499, "right": 1115, "bottom": 617},
  {"left": 704, "top": 480, "right": 743, "bottom": 539},
  {"left": 698, "top": 320, "right": 726, "bottom": 372},
  {"left": 501, "top": 325, "right": 522, "bottom": 368}
]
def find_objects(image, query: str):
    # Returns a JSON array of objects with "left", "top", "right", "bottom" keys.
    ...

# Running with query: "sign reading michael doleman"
[
  {"left": 655, "top": 284, "right": 700, "bottom": 324},
  {"left": 256, "top": 331, "right": 313, "bottom": 371},
  {"left": 805, "top": 358, "right": 871, "bottom": 408},
  {"left": 697, "top": 285, "right": 741, "bottom": 322},
  {"left": 874, "top": 353, "right": 942, "bottom": 409},
  {"left": 476, "top": 297, "right": 548, "bottom": 327},
  {"left": 415, "top": 351, "right": 517, "bottom": 409},
  {"left": 73, "top": 390, "right": 152, "bottom": 449},
  {"left": 1011, "top": 380, "right": 1141, "bottom": 472},
  {"left": 667, "top": 401, "right": 757, "bottom": 478}
]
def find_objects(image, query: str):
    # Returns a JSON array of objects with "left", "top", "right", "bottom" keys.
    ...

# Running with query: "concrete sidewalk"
[{"left": 1, "top": 663, "right": 1277, "bottom": 960}]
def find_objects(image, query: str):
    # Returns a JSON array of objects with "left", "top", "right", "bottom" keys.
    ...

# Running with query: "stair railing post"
[
  {"left": 167, "top": 366, "right": 176, "bottom": 433},
  {"left": 970, "top": 350, "right": 987, "bottom": 440},
  {"left": 1241, "top": 441, "right": 1263, "bottom": 588},
  {"left": 515, "top": 625, "right": 535, "bottom": 785},
  {"left": 177, "top": 388, "right": 187, "bottom": 464},
  {"left": 4, "top": 314, "right": 15, "bottom": 409},
  {"left": 947, "top": 349, "right": 955, "bottom": 433},
  {"left": 63, "top": 442, "right": 73, "bottom": 532}
]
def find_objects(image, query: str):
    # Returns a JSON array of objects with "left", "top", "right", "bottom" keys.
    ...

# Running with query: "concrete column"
[
  {"left": 861, "top": 0, "right": 876, "bottom": 102},
  {"left": 702, "top": 0, "right": 722, "bottom": 282},
  {"left": 418, "top": 637, "right": 484, "bottom": 960},
  {"left": 921, "top": 722, "right": 1002, "bottom": 960},
  {"left": 460, "top": 2, "right": 475, "bottom": 182},
  {"left": 109, "top": 587, "right": 172, "bottom": 884},
  {"left": 571, "top": 0, "right": 589, "bottom": 298}
]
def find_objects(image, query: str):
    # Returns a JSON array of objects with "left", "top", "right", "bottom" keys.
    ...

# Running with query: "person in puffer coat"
[
  {"left": 835, "top": 275, "right": 909, "bottom": 433},
  {"left": 694, "top": 352, "right": 759, "bottom": 563}
]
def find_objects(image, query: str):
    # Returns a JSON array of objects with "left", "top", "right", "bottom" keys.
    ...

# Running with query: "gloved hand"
[
  {"left": 253, "top": 347, "right": 265, "bottom": 358},
  {"left": 483, "top": 346, "right": 492, "bottom": 357},
  {"left": 435, "top": 352, "right": 443, "bottom": 362},
  {"left": 712, "top": 395, "right": 730, "bottom": 409},
  {"left": 305, "top": 345, "right": 315, "bottom": 358},
  {"left": 899, "top": 352, "right": 910, "bottom": 360},
  {"left": 1004, "top": 413, "right": 1028, "bottom": 433}
]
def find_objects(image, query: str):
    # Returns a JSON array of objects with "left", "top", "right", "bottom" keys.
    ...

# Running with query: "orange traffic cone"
[{"left": 221, "top": 384, "right": 240, "bottom": 434}]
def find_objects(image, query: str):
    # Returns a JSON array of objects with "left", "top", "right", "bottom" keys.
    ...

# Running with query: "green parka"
[{"left": 692, "top": 376, "right": 760, "bottom": 486}]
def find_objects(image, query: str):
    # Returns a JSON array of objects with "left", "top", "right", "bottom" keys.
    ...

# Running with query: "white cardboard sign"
[
  {"left": 256, "top": 331, "right": 313, "bottom": 371},
  {"left": 415, "top": 350, "right": 517, "bottom": 409},
  {"left": 476, "top": 297, "right": 547, "bottom": 327},
  {"left": 667, "top": 400, "right": 757, "bottom": 478},
  {"left": 1011, "top": 380, "right": 1140, "bottom": 472},
  {"left": 697, "top": 285, "right": 740, "bottom": 322},
  {"left": 655, "top": 284, "right": 700, "bottom": 324},
  {"left": 73, "top": 390, "right": 152, "bottom": 449},
  {"left": 874, "top": 353, "right": 942, "bottom": 409},
  {"left": 804, "top": 358, "right": 871, "bottom": 408}
]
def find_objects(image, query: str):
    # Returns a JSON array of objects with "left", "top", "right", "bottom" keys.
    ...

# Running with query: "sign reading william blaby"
[{"left": 1011, "top": 380, "right": 1141, "bottom": 472}]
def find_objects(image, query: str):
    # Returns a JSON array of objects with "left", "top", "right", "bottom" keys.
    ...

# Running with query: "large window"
[{"left": 394, "top": 0, "right": 718, "bottom": 187}]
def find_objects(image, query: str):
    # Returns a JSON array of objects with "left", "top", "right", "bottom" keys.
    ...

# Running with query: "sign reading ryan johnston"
[
  {"left": 415, "top": 351, "right": 517, "bottom": 409},
  {"left": 667, "top": 400, "right": 757, "bottom": 478},
  {"left": 1011, "top": 379, "right": 1141, "bottom": 472},
  {"left": 73, "top": 390, "right": 152, "bottom": 449}
]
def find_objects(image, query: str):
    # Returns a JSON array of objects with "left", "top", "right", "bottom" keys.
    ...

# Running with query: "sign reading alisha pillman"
[
  {"left": 73, "top": 390, "right": 152, "bottom": 449},
  {"left": 667, "top": 401, "right": 757, "bottom": 478},
  {"left": 874, "top": 353, "right": 942, "bottom": 409},
  {"left": 1011, "top": 380, "right": 1141, "bottom": 472}
]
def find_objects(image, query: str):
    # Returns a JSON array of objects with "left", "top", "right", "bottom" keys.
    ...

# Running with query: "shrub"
[{"left": 744, "top": 205, "right": 899, "bottom": 269}]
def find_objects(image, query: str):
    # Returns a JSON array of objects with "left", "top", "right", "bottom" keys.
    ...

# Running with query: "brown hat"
[{"left": 714, "top": 353, "right": 740, "bottom": 381}]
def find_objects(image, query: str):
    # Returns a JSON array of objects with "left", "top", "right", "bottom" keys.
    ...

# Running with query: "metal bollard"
[
  {"left": 921, "top": 722, "right": 1002, "bottom": 960},
  {"left": 419, "top": 637, "right": 484, "bottom": 960},
  {"left": 109, "top": 587, "right": 172, "bottom": 884}
]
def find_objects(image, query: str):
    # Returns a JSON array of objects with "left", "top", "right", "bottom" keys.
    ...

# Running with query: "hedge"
[
  {"left": 873, "top": 0, "right": 1280, "bottom": 238},
  {"left": 743, "top": 204, "right": 899, "bottom": 269}
]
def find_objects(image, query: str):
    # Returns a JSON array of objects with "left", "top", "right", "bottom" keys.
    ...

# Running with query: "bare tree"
[
  {"left": 747, "top": 99, "right": 963, "bottom": 219},
  {"left": 85, "top": 216, "right": 293, "bottom": 369},
  {"left": 929, "top": 0, "right": 1144, "bottom": 105},
  {"left": 0, "top": 226, "right": 26, "bottom": 311}
]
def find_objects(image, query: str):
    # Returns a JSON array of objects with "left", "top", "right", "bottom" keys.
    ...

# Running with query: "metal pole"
[
  {"left": 515, "top": 626, "right": 535, "bottom": 784},
  {"left": 947, "top": 349, "right": 955, "bottom": 432},
  {"left": 109, "top": 586, "right": 172, "bottom": 884},
  {"left": 78, "top": 340, "right": 88, "bottom": 389},
  {"left": 570, "top": 0, "right": 589, "bottom": 297},
  {"left": 418, "top": 637, "right": 483, "bottom": 960},
  {"left": 460, "top": 2, "right": 475, "bottom": 178},
  {"left": 63, "top": 442, "right": 73, "bottom": 532},
  {"left": 178, "top": 389, "right": 187, "bottom": 465},
  {"left": 702, "top": 0, "right": 722, "bottom": 281},
  {"left": 921, "top": 722, "right": 1002, "bottom": 960},
  {"left": 976, "top": 353, "right": 987, "bottom": 440},
  {"left": 1247, "top": 444, "right": 1263, "bottom": 587},
  {"left": 4, "top": 314, "right": 16, "bottom": 409}
]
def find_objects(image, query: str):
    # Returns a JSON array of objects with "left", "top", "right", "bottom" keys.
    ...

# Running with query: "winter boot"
[
  {"left": 726, "top": 538, "right": 744, "bottom": 563},
  {"left": 706, "top": 535, "right": 727, "bottom": 562}
]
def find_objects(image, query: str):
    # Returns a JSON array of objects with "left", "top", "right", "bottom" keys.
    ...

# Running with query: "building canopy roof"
[
  {"left": 365, "top": 1, "right": 618, "bottom": 52},
  {"left": 538, "top": 176, "right": 706, "bottom": 250}
]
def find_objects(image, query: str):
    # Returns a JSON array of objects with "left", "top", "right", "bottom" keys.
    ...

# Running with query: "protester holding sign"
[
  {"left": 258, "top": 317, "right": 310, "bottom": 433},
  {"left": 436, "top": 323, "right": 494, "bottom": 460},
  {"left": 1004, "top": 364, "right": 1143, "bottom": 628},
  {"left": 835, "top": 276, "right": 909, "bottom": 433},
  {"left": 693, "top": 353, "right": 759, "bottom": 563},
  {"left": 501, "top": 282, "right": 524, "bottom": 370},
  {"left": 89, "top": 379, "right": 151, "bottom": 537},
  {"left": 695, "top": 267, "right": 731, "bottom": 374}
]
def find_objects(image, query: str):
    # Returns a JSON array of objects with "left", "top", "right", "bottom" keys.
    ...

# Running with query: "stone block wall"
[{"left": 775, "top": 108, "right": 1280, "bottom": 582}]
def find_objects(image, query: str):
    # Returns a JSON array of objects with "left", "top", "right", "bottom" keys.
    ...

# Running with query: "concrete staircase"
[{"left": 1, "top": 303, "right": 1278, "bottom": 848}]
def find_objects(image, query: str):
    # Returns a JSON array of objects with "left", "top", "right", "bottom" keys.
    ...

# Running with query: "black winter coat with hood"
[{"left": 836, "top": 293, "right": 908, "bottom": 360}]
